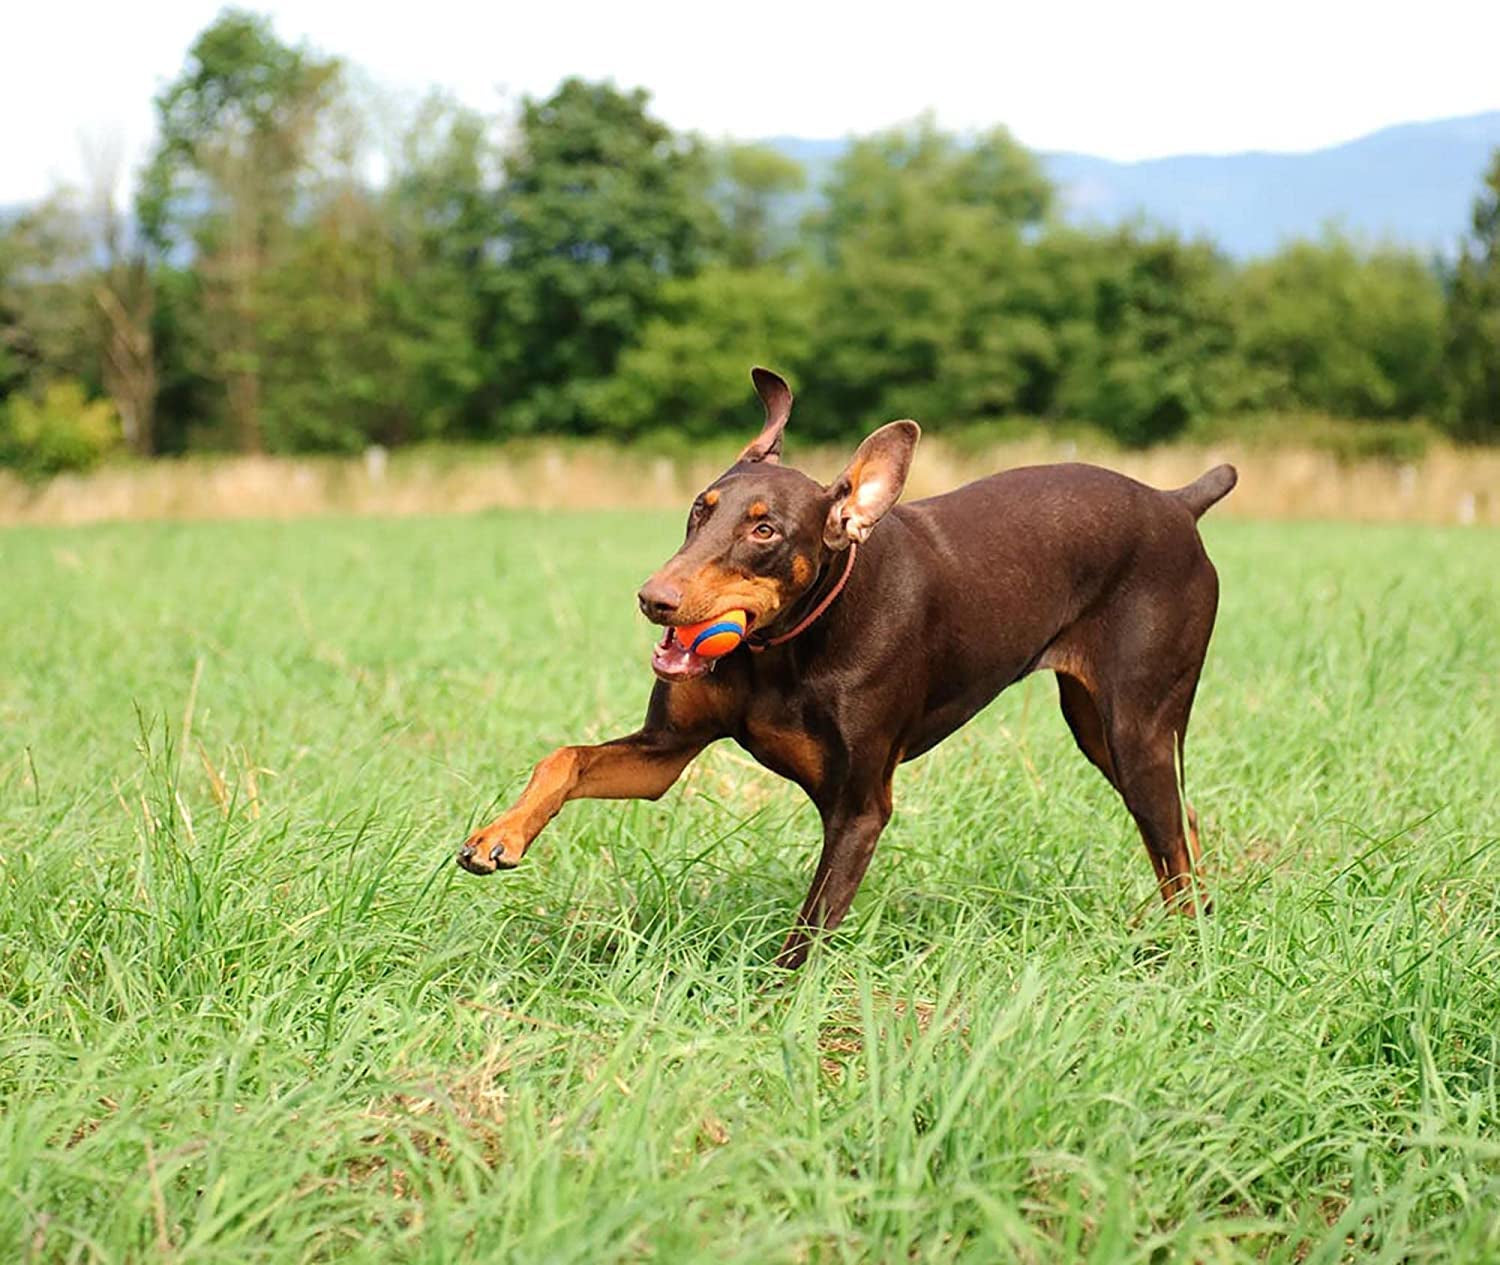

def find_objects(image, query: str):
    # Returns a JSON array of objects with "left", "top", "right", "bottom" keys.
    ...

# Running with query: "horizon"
[
  {"left": 761, "top": 109, "right": 1500, "bottom": 166},
  {"left": 4, "top": 0, "right": 1500, "bottom": 206}
]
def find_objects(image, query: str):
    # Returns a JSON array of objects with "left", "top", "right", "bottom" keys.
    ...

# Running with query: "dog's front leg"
[
  {"left": 458, "top": 729, "right": 708, "bottom": 874},
  {"left": 775, "top": 773, "right": 894, "bottom": 970}
]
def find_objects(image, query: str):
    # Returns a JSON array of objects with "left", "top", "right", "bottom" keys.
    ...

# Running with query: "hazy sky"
[{"left": 5, "top": 0, "right": 1500, "bottom": 204}]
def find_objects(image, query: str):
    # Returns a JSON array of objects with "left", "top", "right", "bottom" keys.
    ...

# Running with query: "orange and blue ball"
[{"left": 674, "top": 609, "right": 748, "bottom": 658}]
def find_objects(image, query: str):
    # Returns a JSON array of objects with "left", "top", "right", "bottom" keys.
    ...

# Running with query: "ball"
[{"left": 674, "top": 609, "right": 748, "bottom": 658}]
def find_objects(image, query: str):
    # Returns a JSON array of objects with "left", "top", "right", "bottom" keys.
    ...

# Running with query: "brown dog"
[{"left": 460, "top": 368, "right": 1235, "bottom": 967}]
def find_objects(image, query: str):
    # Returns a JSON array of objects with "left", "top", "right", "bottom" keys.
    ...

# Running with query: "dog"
[{"left": 459, "top": 368, "right": 1235, "bottom": 967}]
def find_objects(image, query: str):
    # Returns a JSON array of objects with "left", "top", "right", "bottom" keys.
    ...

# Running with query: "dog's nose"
[{"left": 638, "top": 578, "right": 682, "bottom": 622}]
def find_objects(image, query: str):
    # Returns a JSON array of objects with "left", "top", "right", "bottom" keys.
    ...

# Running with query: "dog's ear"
[
  {"left": 824, "top": 420, "right": 921, "bottom": 550},
  {"left": 738, "top": 367, "right": 793, "bottom": 465}
]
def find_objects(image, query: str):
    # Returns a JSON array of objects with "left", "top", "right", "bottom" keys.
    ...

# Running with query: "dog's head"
[{"left": 639, "top": 367, "right": 920, "bottom": 681}]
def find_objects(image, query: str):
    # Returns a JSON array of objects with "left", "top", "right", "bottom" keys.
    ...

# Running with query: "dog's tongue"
[{"left": 651, "top": 629, "right": 711, "bottom": 681}]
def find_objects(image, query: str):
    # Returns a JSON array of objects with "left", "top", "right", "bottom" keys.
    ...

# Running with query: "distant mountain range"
[
  {"left": 6, "top": 113, "right": 1495, "bottom": 263},
  {"left": 766, "top": 111, "right": 1500, "bottom": 258}
]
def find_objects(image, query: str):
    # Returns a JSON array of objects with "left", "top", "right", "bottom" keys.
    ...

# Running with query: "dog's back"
[{"left": 892, "top": 461, "right": 1235, "bottom": 625}]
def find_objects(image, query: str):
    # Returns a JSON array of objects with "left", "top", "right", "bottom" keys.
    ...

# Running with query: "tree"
[
  {"left": 253, "top": 98, "right": 498, "bottom": 451},
  {"left": 1238, "top": 233, "right": 1445, "bottom": 421},
  {"left": 0, "top": 151, "right": 157, "bottom": 456},
  {"left": 491, "top": 78, "right": 719, "bottom": 433},
  {"left": 255, "top": 186, "right": 398, "bottom": 451},
  {"left": 0, "top": 200, "right": 92, "bottom": 403},
  {"left": 82, "top": 144, "right": 157, "bottom": 455},
  {"left": 1446, "top": 151, "right": 1500, "bottom": 442},
  {"left": 591, "top": 267, "right": 814, "bottom": 438},
  {"left": 803, "top": 121, "right": 1055, "bottom": 432},
  {"left": 137, "top": 10, "right": 341, "bottom": 451},
  {"left": 1042, "top": 227, "right": 1250, "bottom": 445},
  {"left": 711, "top": 143, "right": 807, "bottom": 269},
  {"left": 381, "top": 96, "right": 503, "bottom": 441},
  {"left": 0, "top": 380, "right": 119, "bottom": 479}
]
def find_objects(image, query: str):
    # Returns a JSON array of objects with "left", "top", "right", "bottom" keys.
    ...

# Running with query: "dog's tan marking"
[
  {"left": 791, "top": 554, "right": 812, "bottom": 585},
  {"left": 745, "top": 720, "right": 825, "bottom": 791},
  {"left": 1038, "top": 640, "right": 1098, "bottom": 693},
  {"left": 678, "top": 564, "right": 787, "bottom": 625},
  {"left": 666, "top": 678, "right": 736, "bottom": 733},
  {"left": 748, "top": 501, "right": 768, "bottom": 519},
  {"left": 702, "top": 489, "right": 719, "bottom": 507}
]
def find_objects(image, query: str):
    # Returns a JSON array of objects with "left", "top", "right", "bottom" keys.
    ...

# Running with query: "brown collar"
[{"left": 747, "top": 543, "right": 857, "bottom": 653}]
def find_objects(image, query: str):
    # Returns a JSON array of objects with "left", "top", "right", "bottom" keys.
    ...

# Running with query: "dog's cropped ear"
[
  {"left": 824, "top": 420, "right": 921, "bottom": 550},
  {"left": 738, "top": 367, "right": 793, "bottom": 465}
]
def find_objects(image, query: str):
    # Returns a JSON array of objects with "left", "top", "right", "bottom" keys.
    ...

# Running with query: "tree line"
[{"left": 2, "top": 10, "right": 1498, "bottom": 478}]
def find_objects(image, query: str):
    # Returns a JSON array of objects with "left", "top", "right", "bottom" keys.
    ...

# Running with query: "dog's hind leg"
[
  {"left": 1089, "top": 564, "right": 1219, "bottom": 913},
  {"left": 1106, "top": 698, "right": 1209, "bottom": 912},
  {"left": 1056, "top": 665, "right": 1196, "bottom": 903},
  {"left": 1056, "top": 671, "right": 1119, "bottom": 788}
]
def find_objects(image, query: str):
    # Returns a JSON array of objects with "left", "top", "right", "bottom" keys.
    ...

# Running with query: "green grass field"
[{"left": 2, "top": 510, "right": 1498, "bottom": 1262}]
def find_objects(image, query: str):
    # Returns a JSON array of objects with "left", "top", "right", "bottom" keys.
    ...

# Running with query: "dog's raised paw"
[{"left": 457, "top": 825, "right": 522, "bottom": 875}]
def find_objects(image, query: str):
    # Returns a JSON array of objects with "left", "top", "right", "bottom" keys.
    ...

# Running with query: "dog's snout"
[{"left": 638, "top": 577, "right": 683, "bottom": 622}]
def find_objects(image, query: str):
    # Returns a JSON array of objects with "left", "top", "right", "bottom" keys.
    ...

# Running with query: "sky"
[{"left": 4, "top": 0, "right": 1500, "bottom": 205}]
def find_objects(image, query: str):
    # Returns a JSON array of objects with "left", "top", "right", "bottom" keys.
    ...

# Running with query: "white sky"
[{"left": 4, "top": 0, "right": 1499, "bottom": 205}]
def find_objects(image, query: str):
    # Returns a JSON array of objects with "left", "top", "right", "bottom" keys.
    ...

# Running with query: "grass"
[{"left": 1, "top": 509, "right": 1498, "bottom": 1262}]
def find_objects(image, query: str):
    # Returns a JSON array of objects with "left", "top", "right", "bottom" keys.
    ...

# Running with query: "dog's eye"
[{"left": 751, "top": 522, "right": 777, "bottom": 541}]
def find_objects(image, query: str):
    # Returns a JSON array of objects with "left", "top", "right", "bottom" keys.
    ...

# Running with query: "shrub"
[{"left": 0, "top": 380, "right": 121, "bottom": 479}]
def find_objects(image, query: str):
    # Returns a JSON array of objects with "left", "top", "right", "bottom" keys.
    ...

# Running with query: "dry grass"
[{"left": 2, "top": 435, "right": 1497, "bottom": 526}]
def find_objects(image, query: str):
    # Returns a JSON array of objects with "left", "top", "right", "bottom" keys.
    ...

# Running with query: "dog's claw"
[{"left": 456, "top": 837, "right": 497, "bottom": 875}]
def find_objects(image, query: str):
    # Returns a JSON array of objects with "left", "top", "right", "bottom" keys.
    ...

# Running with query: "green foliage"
[
  {"left": 1, "top": 195, "right": 156, "bottom": 457},
  {"left": 1446, "top": 151, "right": 1500, "bottom": 442},
  {"left": 800, "top": 131, "right": 1255, "bottom": 446},
  {"left": 816, "top": 119, "right": 1052, "bottom": 252},
  {"left": 591, "top": 267, "right": 814, "bottom": 437},
  {"left": 1042, "top": 227, "right": 1250, "bottom": 445},
  {"left": 712, "top": 143, "right": 809, "bottom": 269},
  {"left": 143, "top": 264, "right": 217, "bottom": 454},
  {"left": 380, "top": 97, "right": 497, "bottom": 441},
  {"left": 804, "top": 122, "right": 1055, "bottom": 432},
  {"left": 137, "top": 9, "right": 342, "bottom": 257},
  {"left": 136, "top": 9, "right": 343, "bottom": 452},
  {"left": 0, "top": 200, "right": 98, "bottom": 403},
  {"left": 4, "top": 8, "right": 1499, "bottom": 461},
  {"left": 256, "top": 192, "right": 405, "bottom": 452},
  {"left": 3, "top": 514, "right": 1498, "bottom": 1258},
  {"left": 490, "top": 78, "right": 720, "bottom": 434},
  {"left": 0, "top": 379, "right": 119, "bottom": 477},
  {"left": 1238, "top": 233, "right": 1446, "bottom": 419},
  {"left": 254, "top": 99, "right": 496, "bottom": 453}
]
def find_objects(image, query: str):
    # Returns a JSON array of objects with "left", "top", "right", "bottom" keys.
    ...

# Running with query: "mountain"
[
  {"left": 7, "top": 116, "right": 1496, "bottom": 262},
  {"left": 765, "top": 112, "right": 1500, "bottom": 258}
]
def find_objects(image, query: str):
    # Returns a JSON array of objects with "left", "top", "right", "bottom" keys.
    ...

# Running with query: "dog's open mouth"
[
  {"left": 649, "top": 615, "right": 755, "bottom": 682},
  {"left": 650, "top": 629, "right": 710, "bottom": 681}
]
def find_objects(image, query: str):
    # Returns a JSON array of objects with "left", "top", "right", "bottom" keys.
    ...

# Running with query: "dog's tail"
[{"left": 1172, "top": 464, "right": 1238, "bottom": 519}]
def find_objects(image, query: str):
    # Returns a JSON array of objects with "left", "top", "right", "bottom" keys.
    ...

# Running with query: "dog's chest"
[{"left": 737, "top": 696, "right": 827, "bottom": 794}]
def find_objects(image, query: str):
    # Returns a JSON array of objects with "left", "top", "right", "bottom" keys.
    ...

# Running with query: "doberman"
[{"left": 459, "top": 368, "right": 1236, "bottom": 968}]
